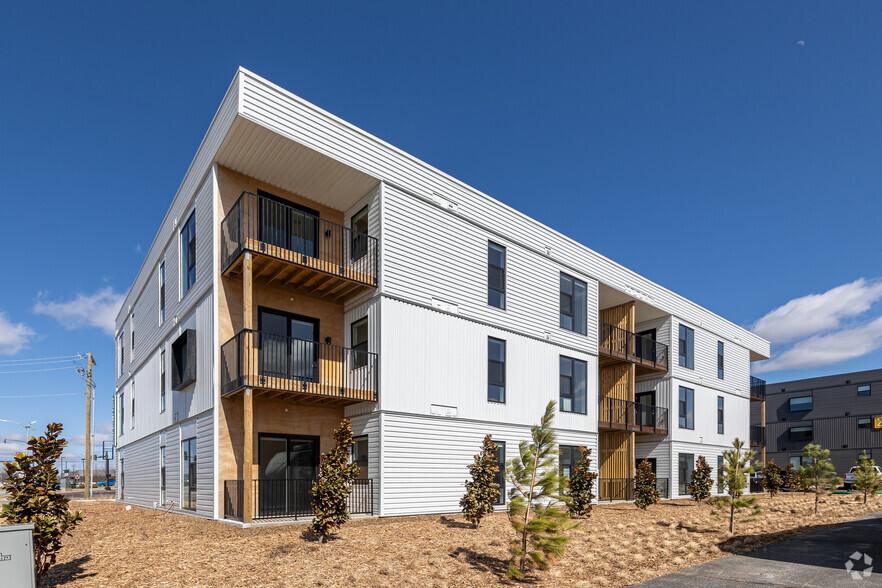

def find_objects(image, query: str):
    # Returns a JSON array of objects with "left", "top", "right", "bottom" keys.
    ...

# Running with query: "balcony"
[
  {"left": 598, "top": 322, "right": 668, "bottom": 375},
  {"left": 597, "top": 477, "right": 669, "bottom": 501},
  {"left": 220, "top": 191, "right": 378, "bottom": 302},
  {"left": 598, "top": 397, "right": 668, "bottom": 436},
  {"left": 223, "top": 478, "right": 374, "bottom": 521},
  {"left": 750, "top": 376, "right": 766, "bottom": 401},
  {"left": 220, "top": 329, "right": 378, "bottom": 406},
  {"left": 750, "top": 425, "right": 766, "bottom": 447}
]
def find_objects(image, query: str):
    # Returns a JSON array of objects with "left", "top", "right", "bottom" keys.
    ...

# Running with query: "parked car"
[
  {"left": 96, "top": 480, "right": 116, "bottom": 487},
  {"left": 843, "top": 465, "right": 882, "bottom": 489}
]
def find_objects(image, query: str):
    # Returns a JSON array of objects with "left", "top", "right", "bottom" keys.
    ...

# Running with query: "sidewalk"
[{"left": 636, "top": 510, "right": 882, "bottom": 587}]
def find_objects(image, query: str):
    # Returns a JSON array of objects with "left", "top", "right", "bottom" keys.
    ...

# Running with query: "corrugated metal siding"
[
  {"left": 380, "top": 411, "right": 597, "bottom": 516},
  {"left": 350, "top": 413, "right": 380, "bottom": 515},
  {"left": 669, "top": 377, "right": 749, "bottom": 447},
  {"left": 343, "top": 297, "right": 380, "bottom": 420},
  {"left": 196, "top": 413, "right": 215, "bottom": 518},
  {"left": 670, "top": 441, "right": 730, "bottom": 499},
  {"left": 671, "top": 318, "right": 751, "bottom": 400},
  {"left": 635, "top": 440, "right": 672, "bottom": 481},
  {"left": 117, "top": 434, "right": 160, "bottom": 507},
  {"left": 237, "top": 69, "right": 768, "bottom": 360}
]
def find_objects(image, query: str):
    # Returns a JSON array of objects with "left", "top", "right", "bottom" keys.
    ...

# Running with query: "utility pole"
[{"left": 84, "top": 353, "right": 95, "bottom": 499}]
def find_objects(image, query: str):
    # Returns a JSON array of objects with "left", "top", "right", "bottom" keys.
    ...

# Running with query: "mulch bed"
[{"left": 42, "top": 493, "right": 882, "bottom": 587}]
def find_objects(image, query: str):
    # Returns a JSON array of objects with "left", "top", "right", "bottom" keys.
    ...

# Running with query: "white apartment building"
[{"left": 114, "top": 68, "right": 770, "bottom": 523}]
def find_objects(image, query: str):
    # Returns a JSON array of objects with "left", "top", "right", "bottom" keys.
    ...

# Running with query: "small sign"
[
  {"left": 75, "top": 474, "right": 80, "bottom": 480},
  {"left": 430, "top": 404, "right": 458, "bottom": 417},
  {"left": 874, "top": 415, "right": 882, "bottom": 429}
]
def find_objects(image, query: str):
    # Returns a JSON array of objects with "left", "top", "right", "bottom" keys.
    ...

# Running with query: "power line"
[
  {"left": 0, "top": 358, "right": 84, "bottom": 367},
  {"left": 0, "top": 354, "right": 83, "bottom": 364},
  {"left": 0, "top": 392, "right": 84, "bottom": 399},
  {"left": 0, "top": 366, "right": 81, "bottom": 374}
]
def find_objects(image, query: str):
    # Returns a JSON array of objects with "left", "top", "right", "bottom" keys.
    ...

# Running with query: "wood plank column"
[{"left": 242, "top": 252, "right": 254, "bottom": 523}]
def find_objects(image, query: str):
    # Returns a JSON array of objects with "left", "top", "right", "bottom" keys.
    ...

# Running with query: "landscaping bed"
[{"left": 44, "top": 493, "right": 881, "bottom": 587}]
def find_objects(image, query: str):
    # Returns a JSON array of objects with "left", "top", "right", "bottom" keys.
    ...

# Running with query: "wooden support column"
[{"left": 242, "top": 252, "right": 254, "bottom": 523}]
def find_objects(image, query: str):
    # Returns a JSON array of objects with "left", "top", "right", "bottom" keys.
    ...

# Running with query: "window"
[
  {"left": 789, "top": 396, "right": 812, "bottom": 412},
  {"left": 494, "top": 441, "right": 506, "bottom": 505},
  {"left": 351, "top": 317, "right": 368, "bottom": 368},
  {"left": 559, "top": 273, "right": 587, "bottom": 334},
  {"left": 488, "top": 242, "right": 506, "bottom": 309},
  {"left": 488, "top": 337, "right": 506, "bottom": 403},
  {"left": 678, "top": 453, "right": 694, "bottom": 495},
  {"left": 678, "top": 386, "right": 694, "bottom": 429},
  {"left": 717, "top": 455, "right": 725, "bottom": 494},
  {"left": 181, "top": 437, "right": 197, "bottom": 510},
  {"left": 171, "top": 330, "right": 197, "bottom": 390},
  {"left": 160, "top": 349, "right": 166, "bottom": 412},
  {"left": 858, "top": 385, "right": 871, "bottom": 397},
  {"left": 351, "top": 436, "right": 369, "bottom": 479},
  {"left": 159, "top": 261, "right": 166, "bottom": 324},
  {"left": 861, "top": 450, "right": 873, "bottom": 460},
  {"left": 131, "top": 313, "right": 135, "bottom": 353},
  {"left": 350, "top": 205, "right": 369, "bottom": 261},
  {"left": 118, "top": 333, "right": 124, "bottom": 377},
  {"left": 678, "top": 324, "right": 694, "bottom": 369},
  {"left": 119, "top": 392, "right": 124, "bottom": 431},
  {"left": 789, "top": 456, "right": 805, "bottom": 470},
  {"left": 160, "top": 446, "right": 167, "bottom": 504},
  {"left": 858, "top": 418, "right": 872, "bottom": 429},
  {"left": 120, "top": 458, "right": 124, "bottom": 500},
  {"left": 717, "top": 396, "right": 724, "bottom": 434},
  {"left": 180, "top": 212, "right": 196, "bottom": 296},
  {"left": 789, "top": 426, "right": 813, "bottom": 442},
  {"left": 559, "top": 356, "right": 587, "bottom": 414},
  {"left": 131, "top": 381, "right": 135, "bottom": 427},
  {"left": 717, "top": 341, "right": 724, "bottom": 379},
  {"left": 559, "top": 445, "right": 579, "bottom": 488}
]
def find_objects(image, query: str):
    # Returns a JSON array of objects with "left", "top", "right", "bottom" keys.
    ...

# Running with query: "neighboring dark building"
[{"left": 751, "top": 368, "right": 882, "bottom": 475}]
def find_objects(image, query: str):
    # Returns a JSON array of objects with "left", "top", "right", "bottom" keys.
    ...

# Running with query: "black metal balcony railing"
[
  {"left": 750, "top": 424, "right": 766, "bottom": 446},
  {"left": 223, "top": 478, "right": 374, "bottom": 521},
  {"left": 598, "top": 322, "right": 669, "bottom": 372},
  {"left": 750, "top": 376, "right": 767, "bottom": 400},
  {"left": 220, "top": 330, "right": 378, "bottom": 403},
  {"left": 221, "top": 191, "right": 378, "bottom": 287},
  {"left": 599, "top": 397, "right": 669, "bottom": 435}
]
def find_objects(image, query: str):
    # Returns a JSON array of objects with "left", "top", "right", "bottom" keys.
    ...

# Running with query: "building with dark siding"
[{"left": 751, "top": 368, "right": 882, "bottom": 475}]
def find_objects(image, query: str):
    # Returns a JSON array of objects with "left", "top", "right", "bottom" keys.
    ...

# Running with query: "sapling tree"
[
  {"left": 309, "top": 419, "right": 359, "bottom": 543},
  {"left": 709, "top": 438, "right": 759, "bottom": 534},
  {"left": 782, "top": 462, "right": 800, "bottom": 492},
  {"left": 800, "top": 443, "right": 841, "bottom": 515},
  {"left": 2, "top": 422, "right": 83, "bottom": 584},
  {"left": 634, "top": 459, "right": 660, "bottom": 510},
  {"left": 566, "top": 446, "right": 597, "bottom": 518},
  {"left": 460, "top": 435, "right": 501, "bottom": 528},
  {"left": 852, "top": 451, "right": 882, "bottom": 504},
  {"left": 688, "top": 456, "right": 713, "bottom": 503},
  {"left": 761, "top": 460, "right": 783, "bottom": 498},
  {"left": 506, "top": 401, "right": 578, "bottom": 580}
]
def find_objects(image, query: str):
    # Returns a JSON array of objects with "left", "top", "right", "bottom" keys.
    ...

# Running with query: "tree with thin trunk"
[
  {"left": 852, "top": 451, "right": 882, "bottom": 504},
  {"left": 460, "top": 434, "right": 500, "bottom": 528},
  {"left": 688, "top": 456, "right": 713, "bottom": 503},
  {"left": 506, "top": 401, "right": 578, "bottom": 580},
  {"left": 782, "top": 462, "right": 799, "bottom": 492},
  {"left": 634, "top": 459, "right": 660, "bottom": 510},
  {"left": 761, "top": 460, "right": 783, "bottom": 498},
  {"left": 566, "top": 446, "right": 597, "bottom": 518},
  {"left": 800, "top": 443, "right": 841, "bottom": 515},
  {"left": 709, "top": 438, "right": 758, "bottom": 534},
  {"left": 2, "top": 423, "right": 83, "bottom": 585},
  {"left": 309, "top": 419, "right": 359, "bottom": 543}
]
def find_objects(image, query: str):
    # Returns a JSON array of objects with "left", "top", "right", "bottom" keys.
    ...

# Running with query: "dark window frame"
[
  {"left": 559, "top": 445, "right": 580, "bottom": 494},
  {"left": 717, "top": 455, "right": 725, "bottom": 494},
  {"left": 717, "top": 341, "right": 724, "bottom": 379},
  {"left": 351, "top": 435, "right": 369, "bottom": 479},
  {"left": 487, "top": 241, "right": 506, "bottom": 309},
  {"left": 678, "top": 324, "right": 694, "bottom": 369},
  {"left": 131, "top": 313, "right": 135, "bottom": 353},
  {"left": 678, "top": 386, "right": 694, "bottom": 430},
  {"left": 488, "top": 337, "right": 506, "bottom": 404},
  {"left": 350, "top": 205, "right": 369, "bottom": 261},
  {"left": 494, "top": 441, "right": 506, "bottom": 505},
  {"left": 559, "top": 273, "right": 587, "bottom": 334},
  {"left": 160, "top": 445, "right": 167, "bottom": 504},
  {"left": 351, "top": 316, "right": 369, "bottom": 369},
  {"left": 678, "top": 453, "right": 695, "bottom": 495},
  {"left": 789, "top": 395, "right": 813, "bottom": 412},
  {"left": 559, "top": 355, "right": 587, "bottom": 414},
  {"left": 160, "top": 349, "right": 166, "bottom": 413},
  {"left": 131, "top": 380, "right": 135, "bottom": 426},
  {"left": 159, "top": 261, "right": 166, "bottom": 324},
  {"left": 858, "top": 417, "right": 872, "bottom": 429},
  {"left": 171, "top": 329, "right": 197, "bottom": 391},
  {"left": 717, "top": 396, "right": 724, "bottom": 434},
  {"left": 181, "top": 437, "right": 197, "bottom": 511},
  {"left": 180, "top": 212, "right": 196, "bottom": 296},
  {"left": 789, "top": 425, "right": 813, "bottom": 442},
  {"left": 858, "top": 385, "right": 871, "bottom": 397}
]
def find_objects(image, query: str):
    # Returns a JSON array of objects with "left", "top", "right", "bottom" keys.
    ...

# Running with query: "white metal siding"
[
  {"left": 117, "top": 434, "right": 160, "bottom": 508},
  {"left": 672, "top": 319, "right": 752, "bottom": 400},
  {"left": 350, "top": 413, "right": 380, "bottom": 515},
  {"left": 196, "top": 413, "right": 215, "bottom": 518}
]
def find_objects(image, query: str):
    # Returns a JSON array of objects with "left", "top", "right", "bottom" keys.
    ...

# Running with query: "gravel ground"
[{"left": 41, "top": 493, "right": 882, "bottom": 587}]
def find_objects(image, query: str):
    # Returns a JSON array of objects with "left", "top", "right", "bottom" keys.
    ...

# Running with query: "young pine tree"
[
  {"left": 2, "top": 423, "right": 83, "bottom": 584},
  {"left": 782, "top": 462, "right": 800, "bottom": 492},
  {"left": 460, "top": 435, "right": 501, "bottom": 528},
  {"left": 852, "top": 451, "right": 882, "bottom": 504},
  {"left": 710, "top": 438, "right": 759, "bottom": 534},
  {"left": 800, "top": 443, "right": 841, "bottom": 515},
  {"left": 761, "top": 460, "right": 783, "bottom": 498},
  {"left": 634, "top": 459, "right": 660, "bottom": 510},
  {"left": 566, "top": 446, "right": 597, "bottom": 518},
  {"left": 506, "top": 401, "right": 578, "bottom": 580},
  {"left": 688, "top": 456, "right": 713, "bottom": 503},
  {"left": 309, "top": 419, "right": 360, "bottom": 543}
]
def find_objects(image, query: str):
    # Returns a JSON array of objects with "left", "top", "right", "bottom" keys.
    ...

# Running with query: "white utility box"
[{"left": 0, "top": 523, "right": 35, "bottom": 588}]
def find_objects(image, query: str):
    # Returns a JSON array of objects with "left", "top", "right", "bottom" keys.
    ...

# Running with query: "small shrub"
[
  {"left": 853, "top": 451, "right": 882, "bottom": 504},
  {"left": 712, "top": 438, "right": 757, "bottom": 534},
  {"left": 460, "top": 434, "right": 500, "bottom": 528},
  {"left": 634, "top": 459, "right": 660, "bottom": 510},
  {"left": 800, "top": 443, "right": 840, "bottom": 515},
  {"left": 566, "top": 446, "right": 597, "bottom": 518},
  {"left": 782, "top": 462, "right": 800, "bottom": 492},
  {"left": 761, "top": 460, "right": 783, "bottom": 498},
  {"left": 688, "top": 456, "right": 713, "bottom": 503},
  {"left": 309, "top": 419, "right": 359, "bottom": 543}
]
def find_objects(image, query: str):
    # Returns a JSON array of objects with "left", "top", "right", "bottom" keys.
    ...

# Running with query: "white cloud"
[
  {"left": 0, "top": 312, "right": 35, "bottom": 355},
  {"left": 33, "top": 287, "right": 124, "bottom": 336},
  {"left": 751, "top": 278, "right": 882, "bottom": 345},
  {"left": 0, "top": 439, "right": 28, "bottom": 462},
  {"left": 754, "top": 315, "right": 882, "bottom": 374},
  {"left": 796, "top": 40, "right": 805, "bottom": 46}
]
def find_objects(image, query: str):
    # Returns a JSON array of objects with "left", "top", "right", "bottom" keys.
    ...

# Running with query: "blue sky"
[{"left": 1, "top": 2, "right": 881, "bottom": 461}]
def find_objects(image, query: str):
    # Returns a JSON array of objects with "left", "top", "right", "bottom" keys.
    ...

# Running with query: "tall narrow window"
[
  {"left": 350, "top": 205, "right": 369, "bottom": 261},
  {"left": 494, "top": 441, "right": 506, "bottom": 505},
  {"left": 559, "top": 356, "right": 587, "bottom": 414},
  {"left": 119, "top": 392, "right": 125, "bottom": 431},
  {"left": 559, "top": 445, "right": 580, "bottom": 486},
  {"left": 678, "top": 453, "right": 694, "bottom": 495},
  {"left": 181, "top": 437, "right": 197, "bottom": 510},
  {"left": 159, "top": 261, "right": 166, "bottom": 324},
  {"left": 120, "top": 458, "right": 125, "bottom": 500},
  {"left": 678, "top": 386, "right": 694, "bottom": 429},
  {"left": 180, "top": 213, "right": 196, "bottom": 296},
  {"left": 488, "top": 242, "right": 506, "bottom": 309},
  {"left": 717, "top": 396, "right": 724, "bottom": 434},
  {"left": 488, "top": 337, "right": 506, "bottom": 403},
  {"left": 351, "top": 436, "right": 369, "bottom": 479},
  {"left": 717, "top": 341, "right": 724, "bottom": 379},
  {"left": 678, "top": 325, "right": 694, "bottom": 369},
  {"left": 131, "top": 381, "right": 135, "bottom": 427},
  {"left": 559, "top": 273, "right": 587, "bottom": 334},
  {"left": 130, "top": 313, "right": 135, "bottom": 354},
  {"left": 160, "top": 446, "right": 167, "bottom": 504},
  {"left": 118, "top": 333, "right": 124, "bottom": 377},
  {"left": 717, "top": 455, "right": 725, "bottom": 494},
  {"left": 351, "top": 317, "right": 368, "bottom": 368},
  {"left": 160, "top": 349, "right": 166, "bottom": 413}
]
